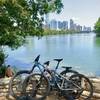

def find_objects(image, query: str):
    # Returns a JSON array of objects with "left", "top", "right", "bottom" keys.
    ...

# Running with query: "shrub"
[
  {"left": 0, "top": 66, "right": 6, "bottom": 78},
  {"left": 0, "top": 49, "right": 7, "bottom": 78}
]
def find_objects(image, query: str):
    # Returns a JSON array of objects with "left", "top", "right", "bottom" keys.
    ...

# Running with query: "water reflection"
[
  {"left": 95, "top": 37, "right": 100, "bottom": 47},
  {"left": 5, "top": 33, "right": 100, "bottom": 76}
]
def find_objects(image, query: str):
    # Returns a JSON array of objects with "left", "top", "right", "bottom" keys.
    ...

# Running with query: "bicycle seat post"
[{"left": 54, "top": 59, "right": 63, "bottom": 71}]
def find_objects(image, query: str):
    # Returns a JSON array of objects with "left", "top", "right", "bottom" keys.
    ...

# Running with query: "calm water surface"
[{"left": 5, "top": 33, "right": 100, "bottom": 76}]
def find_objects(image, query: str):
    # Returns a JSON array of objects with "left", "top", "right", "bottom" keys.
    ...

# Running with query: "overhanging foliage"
[{"left": 0, "top": 0, "right": 63, "bottom": 48}]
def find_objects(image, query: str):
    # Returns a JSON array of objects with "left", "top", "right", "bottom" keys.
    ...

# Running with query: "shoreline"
[{"left": 0, "top": 76, "right": 100, "bottom": 100}]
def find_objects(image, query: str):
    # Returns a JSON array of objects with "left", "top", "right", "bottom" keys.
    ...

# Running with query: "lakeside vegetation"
[
  {"left": 43, "top": 29, "right": 85, "bottom": 35},
  {"left": 94, "top": 17, "right": 100, "bottom": 37}
]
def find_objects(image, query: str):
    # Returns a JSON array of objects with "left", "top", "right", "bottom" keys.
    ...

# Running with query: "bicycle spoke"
[{"left": 24, "top": 73, "right": 50, "bottom": 100}]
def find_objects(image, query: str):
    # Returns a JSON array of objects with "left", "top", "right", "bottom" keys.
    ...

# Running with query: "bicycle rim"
[
  {"left": 24, "top": 73, "right": 50, "bottom": 100},
  {"left": 9, "top": 72, "right": 29, "bottom": 98}
]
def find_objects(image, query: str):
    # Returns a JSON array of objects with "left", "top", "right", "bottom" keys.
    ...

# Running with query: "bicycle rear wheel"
[
  {"left": 69, "top": 73, "right": 93, "bottom": 100},
  {"left": 23, "top": 73, "right": 50, "bottom": 100},
  {"left": 60, "top": 70, "right": 78, "bottom": 79}
]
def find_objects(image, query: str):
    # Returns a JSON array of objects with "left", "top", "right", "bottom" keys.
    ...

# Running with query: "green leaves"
[
  {"left": 94, "top": 17, "right": 100, "bottom": 34},
  {"left": 0, "top": 49, "right": 7, "bottom": 66},
  {"left": 0, "top": 0, "right": 63, "bottom": 49},
  {"left": 0, "top": 66, "right": 6, "bottom": 78}
]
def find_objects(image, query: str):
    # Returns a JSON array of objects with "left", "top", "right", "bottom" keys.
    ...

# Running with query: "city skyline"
[
  {"left": 46, "top": 19, "right": 91, "bottom": 32},
  {"left": 48, "top": 18, "right": 91, "bottom": 30},
  {"left": 49, "top": 0, "right": 100, "bottom": 29}
]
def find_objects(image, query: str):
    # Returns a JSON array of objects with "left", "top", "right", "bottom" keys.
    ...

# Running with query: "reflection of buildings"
[{"left": 25, "top": 37, "right": 35, "bottom": 51}]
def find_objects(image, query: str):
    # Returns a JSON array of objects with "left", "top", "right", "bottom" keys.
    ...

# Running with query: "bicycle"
[
  {"left": 9, "top": 56, "right": 93, "bottom": 100},
  {"left": 9, "top": 55, "right": 50, "bottom": 100},
  {"left": 54, "top": 60, "right": 93, "bottom": 100},
  {"left": 53, "top": 60, "right": 93, "bottom": 100},
  {"left": 46, "top": 59, "right": 93, "bottom": 100},
  {"left": 60, "top": 65, "right": 93, "bottom": 100},
  {"left": 25, "top": 58, "right": 93, "bottom": 100}
]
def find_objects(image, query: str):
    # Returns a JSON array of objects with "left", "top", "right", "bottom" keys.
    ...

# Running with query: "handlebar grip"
[{"left": 34, "top": 55, "right": 40, "bottom": 62}]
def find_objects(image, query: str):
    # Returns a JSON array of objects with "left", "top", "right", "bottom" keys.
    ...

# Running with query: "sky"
[{"left": 49, "top": 0, "right": 100, "bottom": 29}]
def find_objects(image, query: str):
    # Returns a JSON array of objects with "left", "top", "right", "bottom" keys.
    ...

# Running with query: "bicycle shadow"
[
  {"left": 7, "top": 95, "right": 40, "bottom": 100},
  {"left": 16, "top": 96, "right": 34, "bottom": 100}
]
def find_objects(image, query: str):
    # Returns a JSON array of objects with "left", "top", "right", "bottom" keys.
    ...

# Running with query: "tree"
[
  {"left": 0, "top": 0, "right": 63, "bottom": 48},
  {"left": 94, "top": 17, "right": 100, "bottom": 36},
  {"left": 0, "top": 0, "right": 63, "bottom": 67}
]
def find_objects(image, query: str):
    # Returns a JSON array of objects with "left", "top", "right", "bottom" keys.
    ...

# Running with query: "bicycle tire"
[
  {"left": 60, "top": 69, "right": 78, "bottom": 78},
  {"left": 23, "top": 73, "right": 50, "bottom": 100},
  {"left": 9, "top": 70, "right": 30, "bottom": 99},
  {"left": 69, "top": 73, "right": 93, "bottom": 100}
]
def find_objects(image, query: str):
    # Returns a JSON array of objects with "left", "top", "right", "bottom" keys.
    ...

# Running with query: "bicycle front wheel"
[
  {"left": 23, "top": 73, "right": 50, "bottom": 100},
  {"left": 9, "top": 70, "right": 30, "bottom": 99}
]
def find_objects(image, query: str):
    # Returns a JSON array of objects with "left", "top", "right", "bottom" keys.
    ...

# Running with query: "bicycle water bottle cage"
[
  {"left": 62, "top": 66, "right": 72, "bottom": 70},
  {"left": 44, "top": 61, "right": 50, "bottom": 66},
  {"left": 34, "top": 55, "right": 40, "bottom": 62},
  {"left": 54, "top": 59, "right": 63, "bottom": 62}
]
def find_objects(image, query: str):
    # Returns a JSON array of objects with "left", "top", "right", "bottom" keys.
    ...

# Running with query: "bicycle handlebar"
[
  {"left": 34, "top": 55, "right": 40, "bottom": 62},
  {"left": 32, "top": 56, "right": 63, "bottom": 73}
]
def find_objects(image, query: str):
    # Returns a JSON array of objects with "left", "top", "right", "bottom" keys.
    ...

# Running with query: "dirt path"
[{"left": 0, "top": 77, "right": 100, "bottom": 100}]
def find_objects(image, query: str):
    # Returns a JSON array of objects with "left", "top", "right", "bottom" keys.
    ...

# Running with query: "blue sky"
[{"left": 49, "top": 0, "right": 100, "bottom": 29}]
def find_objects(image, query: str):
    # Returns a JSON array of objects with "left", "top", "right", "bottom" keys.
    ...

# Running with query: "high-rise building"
[
  {"left": 48, "top": 18, "right": 91, "bottom": 32},
  {"left": 50, "top": 19, "right": 57, "bottom": 30},
  {"left": 83, "top": 26, "right": 91, "bottom": 32},
  {"left": 70, "top": 19, "right": 82, "bottom": 32},
  {"left": 62, "top": 21, "right": 68, "bottom": 30},
  {"left": 76, "top": 25, "right": 82, "bottom": 32},
  {"left": 70, "top": 19, "right": 74, "bottom": 30},
  {"left": 58, "top": 21, "right": 68, "bottom": 30},
  {"left": 58, "top": 21, "right": 63, "bottom": 29},
  {"left": 87, "top": 27, "right": 91, "bottom": 32},
  {"left": 44, "top": 14, "right": 50, "bottom": 28},
  {"left": 73, "top": 23, "right": 77, "bottom": 31}
]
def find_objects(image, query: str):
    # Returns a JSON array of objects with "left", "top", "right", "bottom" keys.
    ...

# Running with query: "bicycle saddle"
[
  {"left": 44, "top": 61, "right": 50, "bottom": 66},
  {"left": 62, "top": 66, "right": 72, "bottom": 70},
  {"left": 54, "top": 59, "right": 63, "bottom": 62}
]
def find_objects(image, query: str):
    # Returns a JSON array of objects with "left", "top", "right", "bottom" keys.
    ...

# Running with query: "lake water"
[{"left": 5, "top": 32, "right": 100, "bottom": 76}]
